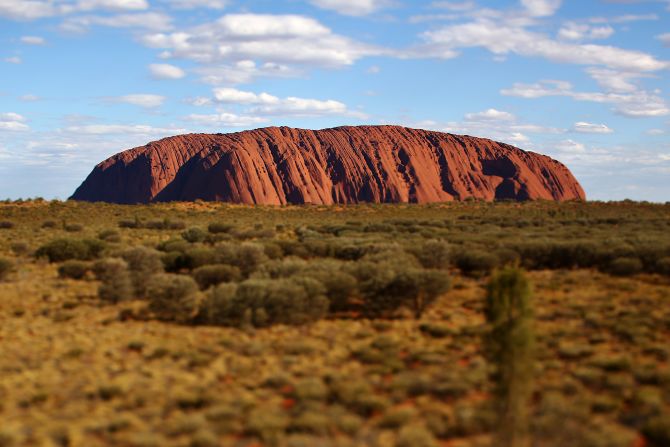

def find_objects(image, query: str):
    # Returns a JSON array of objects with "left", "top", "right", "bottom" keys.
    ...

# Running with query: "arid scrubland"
[{"left": 0, "top": 200, "right": 669, "bottom": 447}]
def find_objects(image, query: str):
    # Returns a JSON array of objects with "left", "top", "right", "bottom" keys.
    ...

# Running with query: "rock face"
[{"left": 70, "top": 125, "right": 585, "bottom": 204}]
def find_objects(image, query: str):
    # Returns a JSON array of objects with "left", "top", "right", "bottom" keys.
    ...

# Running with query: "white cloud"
[
  {"left": 308, "top": 0, "right": 391, "bottom": 16},
  {"left": 73, "top": 0, "right": 148, "bottom": 11},
  {"left": 185, "top": 97, "right": 212, "bottom": 106},
  {"left": 63, "top": 124, "right": 185, "bottom": 135},
  {"left": 149, "top": 63, "right": 185, "bottom": 79},
  {"left": 646, "top": 129, "right": 666, "bottom": 136},
  {"left": 184, "top": 112, "right": 267, "bottom": 127},
  {"left": 435, "top": 108, "right": 561, "bottom": 147},
  {"left": 162, "top": 0, "right": 227, "bottom": 8},
  {"left": 20, "top": 35, "right": 46, "bottom": 45},
  {"left": 520, "top": 0, "right": 561, "bottom": 17},
  {"left": 585, "top": 68, "right": 643, "bottom": 93},
  {"left": 464, "top": 108, "right": 515, "bottom": 121},
  {"left": 0, "top": 1, "right": 56, "bottom": 20},
  {"left": 431, "top": 1, "right": 475, "bottom": 11},
  {"left": 4, "top": 56, "right": 22, "bottom": 64},
  {"left": 658, "top": 33, "right": 670, "bottom": 47},
  {"left": 213, "top": 88, "right": 279, "bottom": 105},
  {"left": 502, "top": 80, "right": 669, "bottom": 118},
  {"left": 0, "top": 113, "right": 29, "bottom": 131},
  {"left": 555, "top": 139, "right": 586, "bottom": 153},
  {"left": 195, "top": 61, "right": 297, "bottom": 85},
  {"left": 558, "top": 22, "right": 614, "bottom": 41},
  {"left": 573, "top": 122, "right": 613, "bottom": 134},
  {"left": 20, "top": 94, "right": 40, "bottom": 101},
  {"left": 367, "top": 65, "right": 381, "bottom": 74},
  {"left": 590, "top": 14, "right": 658, "bottom": 24},
  {"left": 113, "top": 94, "right": 166, "bottom": 108},
  {"left": 421, "top": 20, "right": 668, "bottom": 72},
  {"left": 61, "top": 12, "right": 172, "bottom": 33},
  {"left": 211, "top": 87, "right": 365, "bottom": 118},
  {"left": 141, "top": 14, "right": 381, "bottom": 83},
  {"left": 0, "top": 0, "right": 148, "bottom": 20}
]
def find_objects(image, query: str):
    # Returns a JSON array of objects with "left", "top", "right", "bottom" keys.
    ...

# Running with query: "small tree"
[
  {"left": 94, "top": 258, "right": 134, "bottom": 303},
  {"left": 121, "top": 246, "right": 164, "bottom": 297},
  {"left": 146, "top": 273, "right": 202, "bottom": 323},
  {"left": 484, "top": 267, "right": 534, "bottom": 447}
]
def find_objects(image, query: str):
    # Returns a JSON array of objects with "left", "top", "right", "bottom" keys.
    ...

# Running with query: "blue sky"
[{"left": 1, "top": 0, "right": 669, "bottom": 201}]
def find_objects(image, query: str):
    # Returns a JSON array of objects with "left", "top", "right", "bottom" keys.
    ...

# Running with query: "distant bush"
[
  {"left": 199, "top": 282, "right": 238, "bottom": 326},
  {"left": 642, "top": 416, "right": 670, "bottom": 447},
  {"left": 178, "top": 247, "right": 220, "bottom": 271},
  {"left": 211, "top": 242, "right": 267, "bottom": 276},
  {"left": 146, "top": 273, "right": 202, "bottom": 323},
  {"left": 118, "top": 218, "right": 141, "bottom": 229},
  {"left": 119, "top": 217, "right": 185, "bottom": 230},
  {"left": 655, "top": 257, "right": 670, "bottom": 276},
  {"left": 94, "top": 258, "right": 133, "bottom": 303},
  {"left": 192, "top": 264, "right": 241, "bottom": 290},
  {"left": 454, "top": 250, "right": 498, "bottom": 276},
  {"left": 0, "top": 258, "right": 13, "bottom": 281},
  {"left": 208, "top": 223, "right": 234, "bottom": 234},
  {"left": 58, "top": 260, "right": 90, "bottom": 280},
  {"left": 35, "top": 238, "right": 106, "bottom": 262},
  {"left": 156, "top": 238, "right": 190, "bottom": 254},
  {"left": 357, "top": 265, "right": 450, "bottom": 318},
  {"left": 0, "top": 221, "right": 15, "bottom": 229},
  {"left": 202, "top": 277, "right": 329, "bottom": 328},
  {"left": 121, "top": 247, "right": 164, "bottom": 297},
  {"left": 182, "top": 227, "right": 207, "bottom": 243},
  {"left": 64, "top": 223, "right": 83, "bottom": 232},
  {"left": 41, "top": 220, "right": 57, "bottom": 229},
  {"left": 411, "top": 240, "right": 450, "bottom": 270},
  {"left": 10, "top": 241, "right": 30, "bottom": 256},
  {"left": 98, "top": 229, "right": 121, "bottom": 243},
  {"left": 606, "top": 257, "right": 643, "bottom": 277}
]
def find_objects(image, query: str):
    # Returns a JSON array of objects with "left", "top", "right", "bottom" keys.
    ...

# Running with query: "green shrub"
[
  {"left": 352, "top": 258, "right": 450, "bottom": 318},
  {"left": 146, "top": 273, "right": 202, "bottom": 323},
  {"left": 179, "top": 247, "right": 220, "bottom": 271},
  {"left": 182, "top": 227, "right": 207, "bottom": 243},
  {"left": 202, "top": 277, "right": 328, "bottom": 328},
  {"left": 94, "top": 258, "right": 134, "bottom": 303},
  {"left": 10, "top": 241, "right": 30, "bottom": 256},
  {"left": 642, "top": 416, "right": 670, "bottom": 447},
  {"left": 58, "top": 260, "right": 90, "bottom": 280},
  {"left": 412, "top": 240, "right": 450, "bottom": 270},
  {"left": 236, "top": 243, "right": 268, "bottom": 276},
  {"left": 199, "top": 283, "right": 238, "bottom": 325},
  {"left": 98, "top": 229, "right": 121, "bottom": 243},
  {"left": 606, "top": 257, "right": 643, "bottom": 277},
  {"left": 655, "top": 257, "right": 670, "bottom": 276},
  {"left": 121, "top": 247, "right": 164, "bottom": 297},
  {"left": 485, "top": 267, "right": 534, "bottom": 446},
  {"left": 396, "top": 425, "right": 438, "bottom": 447},
  {"left": 192, "top": 265, "right": 241, "bottom": 290},
  {"left": 0, "top": 258, "right": 13, "bottom": 281},
  {"left": 157, "top": 239, "right": 190, "bottom": 253},
  {"left": 64, "top": 223, "right": 83, "bottom": 232},
  {"left": 454, "top": 250, "right": 498, "bottom": 276},
  {"left": 118, "top": 218, "right": 141, "bottom": 229},
  {"left": 35, "top": 238, "right": 106, "bottom": 262},
  {"left": 208, "top": 223, "right": 234, "bottom": 234}
]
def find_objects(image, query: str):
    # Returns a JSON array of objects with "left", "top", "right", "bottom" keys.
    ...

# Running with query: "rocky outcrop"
[{"left": 70, "top": 125, "right": 585, "bottom": 204}]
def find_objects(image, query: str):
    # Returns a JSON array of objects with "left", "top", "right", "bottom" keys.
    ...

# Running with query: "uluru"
[{"left": 70, "top": 125, "right": 585, "bottom": 204}]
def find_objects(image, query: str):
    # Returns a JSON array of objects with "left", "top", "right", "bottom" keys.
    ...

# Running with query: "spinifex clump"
[{"left": 484, "top": 267, "right": 535, "bottom": 447}]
